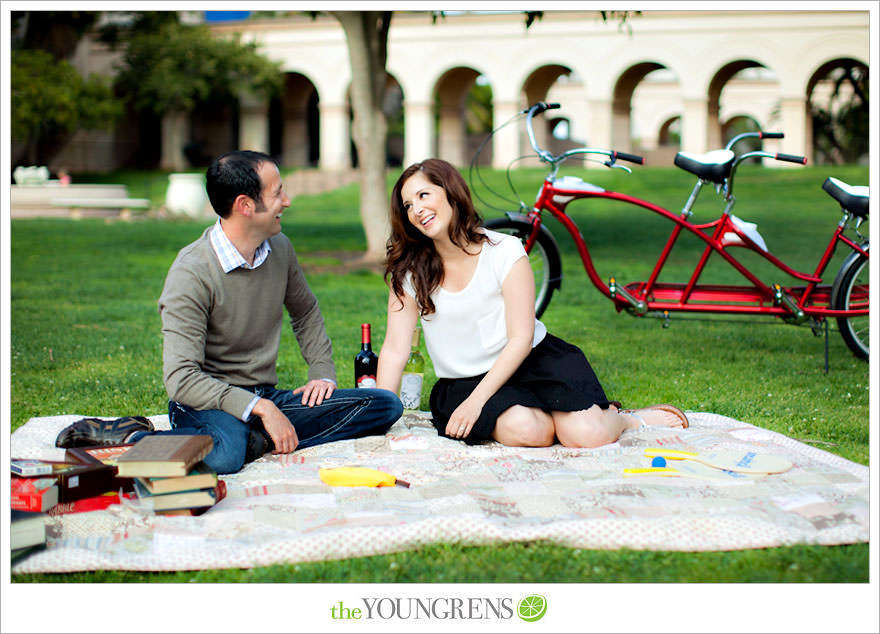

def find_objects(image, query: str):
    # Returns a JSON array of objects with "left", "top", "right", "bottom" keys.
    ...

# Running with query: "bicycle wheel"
[
  {"left": 484, "top": 216, "right": 562, "bottom": 318},
  {"left": 831, "top": 248, "right": 869, "bottom": 360}
]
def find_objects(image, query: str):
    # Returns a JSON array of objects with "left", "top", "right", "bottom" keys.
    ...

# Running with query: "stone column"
[
  {"left": 160, "top": 110, "right": 189, "bottom": 172},
  {"left": 403, "top": 101, "right": 433, "bottom": 166},
  {"left": 492, "top": 100, "right": 520, "bottom": 169},
  {"left": 778, "top": 96, "right": 809, "bottom": 165},
  {"left": 681, "top": 97, "right": 709, "bottom": 154},
  {"left": 587, "top": 98, "right": 613, "bottom": 169},
  {"left": 282, "top": 103, "right": 309, "bottom": 167},
  {"left": 238, "top": 91, "right": 269, "bottom": 153},
  {"left": 318, "top": 102, "right": 350, "bottom": 170},
  {"left": 437, "top": 103, "right": 465, "bottom": 167}
]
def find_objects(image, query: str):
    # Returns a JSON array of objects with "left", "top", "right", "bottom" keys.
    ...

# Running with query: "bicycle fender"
[
  {"left": 499, "top": 212, "right": 562, "bottom": 253},
  {"left": 831, "top": 242, "right": 869, "bottom": 306}
]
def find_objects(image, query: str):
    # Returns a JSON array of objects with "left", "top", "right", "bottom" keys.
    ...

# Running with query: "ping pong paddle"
[
  {"left": 644, "top": 447, "right": 792, "bottom": 474},
  {"left": 624, "top": 460, "right": 765, "bottom": 482}
]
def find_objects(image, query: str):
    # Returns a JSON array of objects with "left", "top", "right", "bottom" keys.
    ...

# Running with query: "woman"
[{"left": 377, "top": 158, "right": 687, "bottom": 447}]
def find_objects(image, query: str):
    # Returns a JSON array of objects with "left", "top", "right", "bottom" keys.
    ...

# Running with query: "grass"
[{"left": 8, "top": 163, "right": 871, "bottom": 585}]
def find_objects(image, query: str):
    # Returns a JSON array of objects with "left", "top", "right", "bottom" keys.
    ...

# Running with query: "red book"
[
  {"left": 11, "top": 477, "right": 59, "bottom": 512},
  {"left": 47, "top": 491, "right": 137, "bottom": 516}
]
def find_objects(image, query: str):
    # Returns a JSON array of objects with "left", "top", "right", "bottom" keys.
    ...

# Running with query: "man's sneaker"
[{"left": 55, "top": 416, "right": 154, "bottom": 448}]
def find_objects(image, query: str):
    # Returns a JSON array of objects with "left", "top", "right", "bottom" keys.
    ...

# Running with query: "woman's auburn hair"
[{"left": 384, "top": 158, "right": 488, "bottom": 316}]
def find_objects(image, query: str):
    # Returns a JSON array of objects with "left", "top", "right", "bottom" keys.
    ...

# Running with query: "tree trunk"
[{"left": 332, "top": 11, "right": 392, "bottom": 264}]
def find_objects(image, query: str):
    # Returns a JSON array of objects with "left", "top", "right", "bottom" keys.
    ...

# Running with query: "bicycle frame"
[
  {"left": 522, "top": 181, "right": 869, "bottom": 320},
  {"left": 479, "top": 102, "right": 868, "bottom": 359}
]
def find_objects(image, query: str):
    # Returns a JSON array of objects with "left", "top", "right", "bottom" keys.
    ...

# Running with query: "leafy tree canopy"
[
  {"left": 110, "top": 17, "right": 283, "bottom": 114},
  {"left": 11, "top": 48, "right": 121, "bottom": 147}
]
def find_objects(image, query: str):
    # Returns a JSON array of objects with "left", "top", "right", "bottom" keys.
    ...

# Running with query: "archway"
[
  {"left": 347, "top": 73, "right": 405, "bottom": 168},
  {"left": 269, "top": 72, "right": 320, "bottom": 169},
  {"left": 806, "top": 58, "right": 868, "bottom": 165},
  {"left": 433, "top": 66, "right": 486, "bottom": 167},
  {"left": 523, "top": 64, "right": 574, "bottom": 158},
  {"left": 614, "top": 62, "right": 674, "bottom": 153},
  {"left": 628, "top": 66, "right": 680, "bottom": 164}
]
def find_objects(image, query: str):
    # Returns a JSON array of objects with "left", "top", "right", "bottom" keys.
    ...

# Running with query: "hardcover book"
[
  {"left": 11, "top": 459, "right": 53, "bottom": 477},
  {"left": 47, "top": 491, "right": 137, "bottom": 516},
  {"left": 133, "top": 479, "right": 227, "bottom": 512},
  {"left": 49, "top": 458, "right": 121, "bottom": 503},
  {"left": 116, "top": 435, "right": 213, "bottom": 478},
  {"left": 11, "top": 477, "right": 59, "bottom": 512},
  {"left": 65, "top": 444, "right": 136, "bottom": 493},
  {"left": 68, "top": 444, "right": 134, "bottom": 466},
  {"left": 11, "top": 509, "right": 48, "bottom": 550},
  {"left": 136, "top": 462, "right": 217, "bottom": 495}
]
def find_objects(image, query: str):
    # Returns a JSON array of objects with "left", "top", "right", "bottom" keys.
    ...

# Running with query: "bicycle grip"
[
  {"left": 760, "top": 132, "right": 784, "bottom": 139},
  {"left": 612, "top": 151, "right": 644, "bottom": 165},
  {"left": 532, "top": 102, "right": 561, "bottom": 114},
  {"left": 775, "top": 153, "right": 807, "bottom": 165}
]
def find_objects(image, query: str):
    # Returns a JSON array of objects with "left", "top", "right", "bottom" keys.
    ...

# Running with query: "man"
[{"left": 56, "top": 150, "right": 402, "bottom": 473}]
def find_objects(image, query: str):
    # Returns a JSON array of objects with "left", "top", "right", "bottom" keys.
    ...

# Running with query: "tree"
[
  {"left": 331, "top": 10, "right": 637, "bottom": 263},
  {"left": 331, "top": 11, "right": 393, "bottom": 263},
  {"left": 110, "top": 18, "right": 283, "bottom": 116},
  {"left": 11, "top": 48, "right": 121, "bottom": 165},
  {"left": 811, "top": 62, "right": 869, "bottom": 165}
]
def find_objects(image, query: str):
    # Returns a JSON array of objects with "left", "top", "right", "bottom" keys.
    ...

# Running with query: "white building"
[{"left": 53, "top": 9, "right": 870, "bottom": 173}]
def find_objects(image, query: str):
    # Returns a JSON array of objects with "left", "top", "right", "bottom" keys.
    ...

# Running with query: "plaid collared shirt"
[{"left": 209, "top": 218, "right": 272, "bottom": 272}]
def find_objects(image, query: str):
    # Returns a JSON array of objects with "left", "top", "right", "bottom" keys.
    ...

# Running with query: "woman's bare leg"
[
  {"left": 553, "top": 404, "right": 686, "bottom": 448},
  {"left": 491, "top": 405, "right": 556, "bottom": 447}
]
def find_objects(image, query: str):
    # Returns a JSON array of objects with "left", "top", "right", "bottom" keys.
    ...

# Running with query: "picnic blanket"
[{"left": 10, "top": 410, "right": 869, "bottom": 573}]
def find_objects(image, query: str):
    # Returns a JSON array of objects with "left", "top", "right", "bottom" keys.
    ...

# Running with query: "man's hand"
[
  {"left": 251, "top": 398, "right": 299, "bottom": 454},
  {"left": 293, "top": 379, "right": 335, "bottom": 407}
]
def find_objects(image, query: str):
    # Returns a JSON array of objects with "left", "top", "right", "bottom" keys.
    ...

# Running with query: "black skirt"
[{"left": 429, "top": 333, "right": 610, "bottom": 444}]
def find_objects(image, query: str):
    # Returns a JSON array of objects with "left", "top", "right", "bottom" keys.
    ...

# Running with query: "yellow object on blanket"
[{"left": 319, "top": 466, "right": 410, "bottom": 488}]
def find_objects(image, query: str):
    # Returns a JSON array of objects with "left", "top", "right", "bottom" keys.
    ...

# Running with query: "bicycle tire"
[
  {"left": 831, "top": 247, "right": 869, "bottom": 360},
  {"left": 484, "top": 216, "right": 562, "bottom": 318}
]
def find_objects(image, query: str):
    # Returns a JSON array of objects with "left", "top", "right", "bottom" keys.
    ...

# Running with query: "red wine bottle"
[{"left": 354, "top": 323, "right": 378, "bottom": 388}]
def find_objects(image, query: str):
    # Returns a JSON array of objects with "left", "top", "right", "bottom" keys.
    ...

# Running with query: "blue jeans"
[{"left": 132, "top": 387, "right": 402, "bottom": 474}]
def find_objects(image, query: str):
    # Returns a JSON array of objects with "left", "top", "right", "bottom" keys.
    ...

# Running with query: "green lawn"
[{"left": 8, "top": 163, "right": 871, "bottom": 585}]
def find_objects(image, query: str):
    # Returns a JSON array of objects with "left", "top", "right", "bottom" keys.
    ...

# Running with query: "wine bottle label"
[
  {"left": 356, "top": 375, "right": 377, "bottom": 388},
  {"left": 400, "top": 373, "right": 423, "bottom": 409}
]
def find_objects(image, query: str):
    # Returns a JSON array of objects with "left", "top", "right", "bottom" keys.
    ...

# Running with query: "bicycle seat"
[
  {"left": 822, "top": 177, "right": 869, "bottom": 219},
  {"left": 674, "top": 149, "right": 735, "bottom": 184}
]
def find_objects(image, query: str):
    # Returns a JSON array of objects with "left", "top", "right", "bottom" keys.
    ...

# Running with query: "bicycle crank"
[
  {"left": 772, "top": 283, "right": 808, "bottom": 324},
  {"left": 609, "top": 277, "right": 648, "bottom": 315}
]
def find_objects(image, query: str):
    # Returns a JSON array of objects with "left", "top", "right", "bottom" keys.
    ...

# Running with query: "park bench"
[{"left": 50, "top": 197, "right": 152, "bottom": 220}]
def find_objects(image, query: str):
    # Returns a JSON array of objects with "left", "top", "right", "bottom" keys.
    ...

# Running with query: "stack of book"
[
  {"left": 11, "top": 509, "right": 48, "bottom": 562},
  {"left": 115, "top": 435, "right": 225, "bottom": 515}
]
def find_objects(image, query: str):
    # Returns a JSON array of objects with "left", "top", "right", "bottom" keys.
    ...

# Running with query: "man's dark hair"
[{"left": 206, "top": 150, "right": 278, "bottom": 218}]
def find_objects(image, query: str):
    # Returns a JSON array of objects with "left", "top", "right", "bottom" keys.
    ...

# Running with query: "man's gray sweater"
[{"left": 158, "top": 228, "right": 335, "bottom": 419}]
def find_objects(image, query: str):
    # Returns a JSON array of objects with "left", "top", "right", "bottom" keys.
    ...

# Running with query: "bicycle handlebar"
[
  {"left": 774, "top": 153, "right": 808, "bottom": 165},
  {"left": 523, "top": 102, "right": 643, "bottom": 169},
  {"left": 612, "top": 151, "right": 644, "bottom": 165}
]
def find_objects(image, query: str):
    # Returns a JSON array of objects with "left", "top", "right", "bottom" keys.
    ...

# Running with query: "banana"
[{"left": 319, "top": 466, "right": 408, "bottom": 488}]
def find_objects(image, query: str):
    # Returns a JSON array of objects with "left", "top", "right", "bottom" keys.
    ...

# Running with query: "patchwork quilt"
[{"left": 9, "top": 410, "right": 869, "bottom": 573}]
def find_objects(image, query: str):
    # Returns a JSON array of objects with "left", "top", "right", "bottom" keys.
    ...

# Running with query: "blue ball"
[{"left": 651, "top": 456, "right": 667, "bottom": 468}]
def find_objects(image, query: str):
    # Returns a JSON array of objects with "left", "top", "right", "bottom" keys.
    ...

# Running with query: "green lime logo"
[{"left": 517, "top": 594, "right": 547, "bottom": 622}]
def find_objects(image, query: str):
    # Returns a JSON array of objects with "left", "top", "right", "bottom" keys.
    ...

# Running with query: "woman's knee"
[
  {"left": 555, "top": 407, "right": 617, "bottom": 448},
  {"left": 494, "top": 406, "right": 555, "bottom": 447}
]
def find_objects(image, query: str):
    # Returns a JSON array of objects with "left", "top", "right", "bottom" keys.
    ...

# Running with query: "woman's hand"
[{"left": 445, "top": 396, "right": 485, "bottom": 439}]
